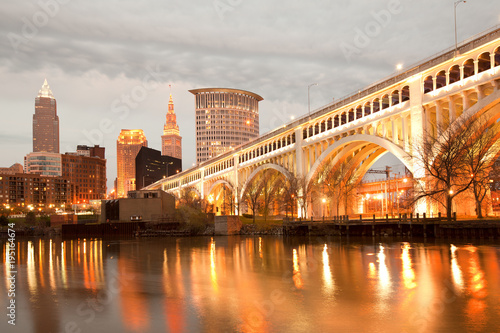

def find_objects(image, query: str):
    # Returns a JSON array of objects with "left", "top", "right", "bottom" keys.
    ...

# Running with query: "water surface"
[{"left": 1, "top": 236, "right": 500, "bottom": 332}]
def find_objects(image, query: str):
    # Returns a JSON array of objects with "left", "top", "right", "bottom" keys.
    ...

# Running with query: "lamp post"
[
  {"left": 165, "top": 161, "right": 173, "bottom": 177},
  {"left": 454, "top": 1, "right": 466, "bottom": 55},
  {"left": 322, "top": 198, "right": 326, "bottom": 220},
  {"left": 308, "top": 83, "right": 318, "bottom": 118}
]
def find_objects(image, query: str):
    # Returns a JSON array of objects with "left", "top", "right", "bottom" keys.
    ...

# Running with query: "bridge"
[{"left": 146, "top": 26, "right": 500, "bottom": 218}]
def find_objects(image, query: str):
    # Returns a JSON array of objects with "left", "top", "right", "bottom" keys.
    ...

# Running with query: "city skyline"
[{"left": 1, "top": 1, "right": 500, "bottom": 191}]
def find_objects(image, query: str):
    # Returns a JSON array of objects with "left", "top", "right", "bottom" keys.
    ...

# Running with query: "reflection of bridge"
[{"left": 147, "top": 27, "right": 500, "bottom": 217}]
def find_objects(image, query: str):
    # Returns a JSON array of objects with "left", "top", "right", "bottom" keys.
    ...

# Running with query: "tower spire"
[
  {"left": 161, "top": 86, "right": 182, "bottom": 159},
  {"left": 38, "top": 78, "right": 54, "bottom": 98}
]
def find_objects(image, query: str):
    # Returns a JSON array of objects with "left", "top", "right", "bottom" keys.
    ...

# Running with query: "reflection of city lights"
[
  {"left": 450, "top": 244, "right": 464, "bottom": 292},
  {"left": 401, "top": 243, "right": 416, "bottom": 289},
  {"left": 322, "top": 244, "right": 334, "bottom": 293},
  {"left": 259, "top": 237, "right": 263, "bottom": 259},
  {"left": 377, "top": 245, "right": 391, "bottom": 298},
  {"left": 210, "top": 238, "right": 218, "bottom": 292},
  {"left": 27, "top": 241, "right": 37, "bottom": 294},
  {"left": 292, "top": 249, "right": 303, "bottom": 289}
]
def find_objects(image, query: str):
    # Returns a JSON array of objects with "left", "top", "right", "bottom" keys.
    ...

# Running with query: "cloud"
[{"left": 1, "top": 0, "right": 500, "bottom": 190}]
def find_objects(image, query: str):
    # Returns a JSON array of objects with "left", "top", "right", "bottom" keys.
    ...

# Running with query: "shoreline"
[{"left": 2, "top": 219, "right": 500, "bottom": 241}]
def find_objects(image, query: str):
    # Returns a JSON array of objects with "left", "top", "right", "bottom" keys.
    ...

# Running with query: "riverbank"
[{"left": 2, "top": 218, "right": 500, "bottom": 239}]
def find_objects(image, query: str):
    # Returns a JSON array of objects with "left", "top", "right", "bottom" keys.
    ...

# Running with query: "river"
[{"left": 1, "top": 236, "right": 500, "bottom": 333}]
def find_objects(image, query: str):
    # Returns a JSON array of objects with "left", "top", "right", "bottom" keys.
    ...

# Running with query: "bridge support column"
[
  {"left": 435, "top": 102, "right": 443, "bottom": 128},
  {"left": 234, "top": 155, "right": 239, "bottom": 215},
  {"left": 402, "top": 115, "right": 408, "bottom": 151},
  {"left": 200, "top": 168, "right": 205, "bottom": 199},
  {"left": 475, "top": 86, "right": 485, "bottom": 100},
  {"left": 410, "top": 76, "right": 427, "bottom": 215},
  {"left": 462, "top": 91, "right": 470, "bottom": 110},
  {"left": 448, "top": 96, "right": 456, "bottom": 123},
  {"left": 391, "top": 118, "right": 398, "bottom": 145}
]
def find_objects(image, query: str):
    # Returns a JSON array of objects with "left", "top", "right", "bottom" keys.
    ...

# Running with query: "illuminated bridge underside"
[{"left": 146, "top": 28, "right": 500, "bottom": 217}]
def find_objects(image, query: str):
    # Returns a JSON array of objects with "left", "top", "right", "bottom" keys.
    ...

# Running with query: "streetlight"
[
  {"left": 322, "top": 198, "right": 327, "bottom": 220},
  {"left": 454, "top": 1, "right": 466, "bottom": 55},
  {"left": 165, "top": 161, "right": 174, "bottom": 177},
  {"left": 308, "top": 83, "right": 318, "bottom": 118}
]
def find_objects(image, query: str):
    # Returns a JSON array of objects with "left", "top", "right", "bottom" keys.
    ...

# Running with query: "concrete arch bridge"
[{"left": 146, "top": 27, "right": 500, "bottom": 218}]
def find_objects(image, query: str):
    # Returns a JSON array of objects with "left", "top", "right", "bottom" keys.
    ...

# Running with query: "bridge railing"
[{"left": 285, "top": 212, "right": 456, "bottom": 225}]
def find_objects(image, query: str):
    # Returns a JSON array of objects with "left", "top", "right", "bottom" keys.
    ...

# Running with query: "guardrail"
[{"left": 284, "top": 212, "right": 457, "bottom": 224}]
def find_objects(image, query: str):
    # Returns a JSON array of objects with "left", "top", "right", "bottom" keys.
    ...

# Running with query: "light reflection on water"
[{"left": 0, "top": 237, "right": 500, "bottom": 333}]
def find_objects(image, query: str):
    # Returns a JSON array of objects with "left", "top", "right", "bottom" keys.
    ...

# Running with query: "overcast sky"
[{"left": 1, "top": 0, "right": 500, "bottom": 191}]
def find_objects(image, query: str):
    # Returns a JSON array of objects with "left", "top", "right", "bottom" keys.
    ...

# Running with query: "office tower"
[
  {"left": 135, "top": 146, "right": 182, "bottom": 190},
  {"left": 33, "top": 79, "right": 59, "bottom": 153},
  {"left": 189, "top": 88, "right": 262, "bottom": 164},
  {"left": 161, "top": 94, "right": 182, "bottom": 159},
  {"left": 116, "top": 129, "right": 148, "bottom": 198}
]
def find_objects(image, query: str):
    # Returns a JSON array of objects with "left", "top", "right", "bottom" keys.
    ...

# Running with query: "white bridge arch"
[{"left": 145, "top": 27, "right": 500, "bottom": 217}]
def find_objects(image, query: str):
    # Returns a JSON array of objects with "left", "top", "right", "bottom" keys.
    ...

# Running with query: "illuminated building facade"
[
  {"left": 0, "top": 172, "right": 72, "bottom": 208},
  {"left": 161, "top": 94, "right": 182, "bottom": 159},
  {"left": 116, "top": 129, "right": 148, "bottom": 198},
  {"left": 189, "top": 88, "right": 262, "bottom": 164},
  {"left": 33, "top": 79, "right": 59, "bottom": 153},
  {"left": 62, "top": 145, "right": 107, "bottom": 203},
  {"left": 24, "top": 152, "right": 62, "bottom": 177}
]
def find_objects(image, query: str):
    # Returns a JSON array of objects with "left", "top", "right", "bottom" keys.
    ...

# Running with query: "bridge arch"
[
  {"left": 305, "top": 134, "right": 413, "bottom": 186},
  {"left": 241, "top": 163, "right": 292, "bottom": 199},
  {"left": 179, "top": 185, "right": 201, "bottom": 199},
  {"left": 463, "top": 58, "right": 475, "bottom": 78},
  {"left": 431, "top": 86, "right": 500, "bottom": 164},
  {"left": 207, "top": 179, "right": 234, "bottom": 197}
]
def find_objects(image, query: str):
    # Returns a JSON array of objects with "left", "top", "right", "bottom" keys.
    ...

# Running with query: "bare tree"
[
  {"left": 179, "top": 186, "right": 201, "bottom": 209},
  {"left": 220, "top": 184, "right": 235, "bottom": 215},
  {"left": 315, "top": 162, "right": 342, "bottom": 216},
  {"left": 411, "top": 116, "right": 496, "bottom": 221},
  {"left": 260, "top": 170, "right": 284, "bottom": 221},
  {"left": 295, "top": 175, "right": 314, "bottom": 219},
  {"left": 464, "top": 118, "right": 499, "bottom": 218},
  {"left": 241, "top": 177, "right": 263, "bottom": 223},
  {"left": 338, "top": 159, "right": 362, "bottom": 215},
  {"left": 281, "top": 173, "right": 301, "bottom": 219},
  {"left": 313, "top": 156, "right": 361, "bottom": 217}
]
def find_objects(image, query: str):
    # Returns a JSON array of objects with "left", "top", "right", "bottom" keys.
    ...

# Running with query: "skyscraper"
[
  {"left": 161, "top": 94, "right": 182, "bottom": 159},
  {"left": 33, "top": 79, "right": 59, "bottom": 153},
  {"left": 189, "top": 88, "right": 262, "bottom": 164},
  {"left": 135, "top": 146, "right": 182, "bottom": 190},
  {"left": 116, "top": 129, "right": 148, "bottom": 198}
]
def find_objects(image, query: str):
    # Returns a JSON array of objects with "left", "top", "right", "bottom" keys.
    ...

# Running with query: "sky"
[{"left": 1, "top": 0, "right": 500, "bottom": 191}]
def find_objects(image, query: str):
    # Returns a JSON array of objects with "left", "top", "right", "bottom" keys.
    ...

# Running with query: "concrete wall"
[
  {"left": 101, "top": 190, "right": 176, "bottom": 222},
  {"left": 119, "top": 198, "right": 163, "bottom": 221},
  {"left": 215, "top": 215, "right": 242, "bottom": 235}
]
